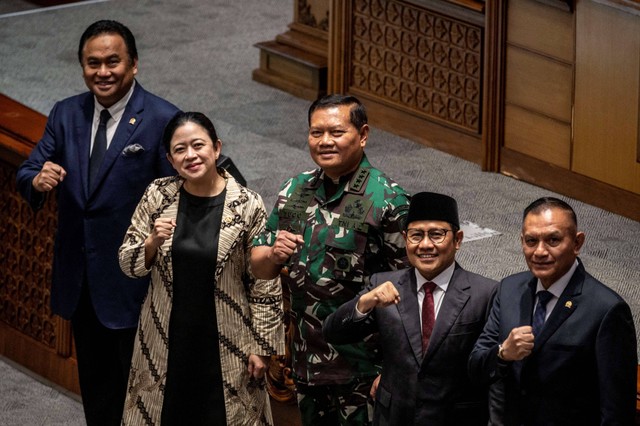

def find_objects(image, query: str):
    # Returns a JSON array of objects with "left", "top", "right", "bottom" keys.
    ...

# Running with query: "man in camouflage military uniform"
[{"left": 251, "top": 94, "right": 410, "bottom": 425}]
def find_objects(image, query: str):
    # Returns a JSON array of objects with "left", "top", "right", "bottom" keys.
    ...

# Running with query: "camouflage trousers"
[{"left": 295, "top": 378, "right": 374, "bottom": 426}]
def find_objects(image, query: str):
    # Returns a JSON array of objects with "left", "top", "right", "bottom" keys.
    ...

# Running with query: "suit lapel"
[
  {"left": 89, "top": 83, "right": 144, "bottom": 197},
  {"left": 532, "top": 263, "right": 584, "bottom": 351},
  {"left": 78, "top": 95, "right": 94, "bottom": 200},
  {"left": 520, "top": 277, "right": 537, "bottom": 327},
  {"left": 423, "top": 264, "right": 470, "bottom": 364},
  {"left": 396, "top": 270, "right": 423, "bottom": 366},
  {"left": 513, "top": 277, "right": 537, "bottom": 379}
]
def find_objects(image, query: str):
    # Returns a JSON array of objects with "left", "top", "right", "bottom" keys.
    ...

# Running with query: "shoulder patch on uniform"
[{"left": 349, "top": 168, "right": 370, "bottom": 193}]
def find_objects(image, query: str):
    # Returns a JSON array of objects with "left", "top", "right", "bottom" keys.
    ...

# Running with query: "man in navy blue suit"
[
  {"left": 16, "top": 20, "right": 179, "bottom": 426},
  {"left": 469, "top": 197, "right": 637, "bottom": 425}
]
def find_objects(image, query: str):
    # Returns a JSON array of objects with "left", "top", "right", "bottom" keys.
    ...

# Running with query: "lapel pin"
[
  {"left": 129, "top": 118, "right": 136, "bottom": 125},
  {"left": 565, "top": 301, "right": 573, "bottom": 309},
  {"left": 225, "top": 216, "right": 233, "bottom": 224}
]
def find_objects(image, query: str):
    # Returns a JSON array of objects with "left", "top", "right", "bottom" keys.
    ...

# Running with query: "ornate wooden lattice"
[
  {"left": 350, "top": 0, "right": 483, "bottom": 133},
  {"left": 0, "top": 164, "right": 58, "bottom": 349}
]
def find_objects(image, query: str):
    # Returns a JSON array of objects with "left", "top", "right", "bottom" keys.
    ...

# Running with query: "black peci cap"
[{"left": 406, "top": 192, "right": 459, "bottom": 229}]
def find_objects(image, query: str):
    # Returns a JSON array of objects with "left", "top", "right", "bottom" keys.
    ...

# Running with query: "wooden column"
[{"left": 481, "top": 0, "right": 507, "bottom": 171}]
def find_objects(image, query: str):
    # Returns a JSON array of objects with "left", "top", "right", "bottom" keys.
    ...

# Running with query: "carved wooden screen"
[
  {"left": 0, "top": 93, "right": 78, "bottom": 392},
  {"left": 0, "top": 164, "right": 72, "bottom": 356},
  {"left": 347, "top": 0, "right": 483, "bottom": 134}
]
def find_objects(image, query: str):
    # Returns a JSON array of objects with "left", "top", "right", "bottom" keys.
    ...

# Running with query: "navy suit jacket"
[
  {"left": 469, "top": 260, "right": 637, "bottom": 425},
  {"left": 324, "top": 263, "right": 498, "bottom": 426},
  {"left": 16, "top": 82, "right": 179, "bottom": 328}
]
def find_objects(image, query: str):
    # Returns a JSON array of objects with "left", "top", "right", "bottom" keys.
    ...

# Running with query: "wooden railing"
[{"left": 0, "top": 94, "right": 80, "bottom": 394}]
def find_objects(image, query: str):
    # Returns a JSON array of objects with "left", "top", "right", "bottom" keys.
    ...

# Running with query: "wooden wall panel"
[
  {"left": 508, "top": 0, "right": 574, "bottom": 61},
  {"left": 502, "top": 0, "right": 574, "bottom": 168},
  {"left": 504, "top": 104, "right": 571, "bottom": 167},
  {"left": 498, "top": 0, "right": 640, "bottom": 220},
  {"left": 505, "top": 46, "right": 573, "bottom": 122},
  {"left": 573, "top": 0, "right": 640, "bottom": 193}
]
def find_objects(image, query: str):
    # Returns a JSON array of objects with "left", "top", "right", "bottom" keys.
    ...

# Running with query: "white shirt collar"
[
  {"left": 414, "top": 262, "right": 455, "bottom": 293},
  {"left": 535, "top": 259, "right": 579, "bottom": 298},
  {"left": 93, "top": 80, "right": 136, "bottom": 123}
]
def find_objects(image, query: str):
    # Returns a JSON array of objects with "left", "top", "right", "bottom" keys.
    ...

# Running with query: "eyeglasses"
[{"left": 406, "top": 228, "right": 453, "bottom": 245}]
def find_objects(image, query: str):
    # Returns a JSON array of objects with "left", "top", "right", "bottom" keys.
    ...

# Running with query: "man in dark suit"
[
  {"left": 16, "top": 20, "right": 179, "bottom": 426},
  {"left": 323, "top": 192, "right": 498, "bottom": 425},
  {"left": 469, "top": 197, "right": 637, "bottom": 425}
]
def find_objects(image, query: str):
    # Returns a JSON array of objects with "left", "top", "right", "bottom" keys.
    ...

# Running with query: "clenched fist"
[{"left": 32, "top": 161, "right": 66, "bottom": 192}]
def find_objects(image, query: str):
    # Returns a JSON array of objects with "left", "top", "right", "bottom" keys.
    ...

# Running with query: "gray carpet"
[
  {"left": 0, "top": 357, "right": 84, "bottom": 425},
  {"left": 1, "top": 0, "right": 639, "bottom": 424}
]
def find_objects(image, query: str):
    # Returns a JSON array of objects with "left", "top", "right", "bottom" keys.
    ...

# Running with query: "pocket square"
[{"left": 122, "top": 144, "right": 145, "bottom": 156}]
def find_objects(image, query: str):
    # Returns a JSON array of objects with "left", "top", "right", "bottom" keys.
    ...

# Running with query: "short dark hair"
[
  {"left": 162, "top": 111, "right": 219, "bottom": 154},
  {"left": 308, "top": 94, "right": 368, "bottom": 130},
  {"left": 78, "top": 20, "right": 138, "bottom": 64},
  {"left": 523, "top": 197, "right": 578, "bottom": 228}
]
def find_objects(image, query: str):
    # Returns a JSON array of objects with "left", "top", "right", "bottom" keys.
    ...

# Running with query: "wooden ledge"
[
  {"left": 501, "top": 148, "right": 640, "bottom": 223},
  {"left": 0, "top": 94, "right": 45, "bottom": 167}
]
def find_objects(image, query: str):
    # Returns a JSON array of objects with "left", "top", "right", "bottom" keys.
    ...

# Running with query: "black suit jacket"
[
  {"left": 469, "top": 260, "right": 637, "bottom": 425},
  {"left": 16, "top": 82, "right": 179, "bottom": 328},
  {"left": 324, "top": 263, "right": 498, "bottom": 426}
]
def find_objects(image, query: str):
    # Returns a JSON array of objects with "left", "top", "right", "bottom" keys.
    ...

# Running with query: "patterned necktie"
[
  {"left": 89, "top": 109, "right": 111, "bottom": 190},
  {"left": 421, "top": 281, "right": 437, "bottom": 355},
  {"left": 532, "top": 290, "right": 553, "bottom": 338}
]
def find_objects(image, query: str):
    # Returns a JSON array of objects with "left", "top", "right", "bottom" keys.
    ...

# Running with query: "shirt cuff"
[{"left": 353, "top": 301, "right": 369, "bottom": 321}]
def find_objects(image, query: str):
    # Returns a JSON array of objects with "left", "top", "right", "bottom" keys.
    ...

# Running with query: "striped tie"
[{"left": 532, "top": 290, "right": 553, "bottom": 338}]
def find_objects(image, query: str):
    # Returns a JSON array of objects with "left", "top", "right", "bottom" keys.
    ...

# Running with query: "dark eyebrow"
[{"left": 86, "top": 54, "right": 121, "bottom": 62}]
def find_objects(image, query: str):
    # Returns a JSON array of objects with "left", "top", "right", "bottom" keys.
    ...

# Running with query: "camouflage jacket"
[{"left": 253, "top": 155, "right": 410, "bottom": 385}]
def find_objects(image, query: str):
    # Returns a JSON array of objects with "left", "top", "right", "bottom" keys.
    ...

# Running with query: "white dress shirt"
[
  {"left": 534, "top": 259, "right": 578, "bottom": 321},
  {"left": 90, "top": 81, "right": 136, "bottom": 154}
]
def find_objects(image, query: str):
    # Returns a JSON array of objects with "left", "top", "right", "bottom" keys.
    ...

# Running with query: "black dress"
[{"left": 161, "top": 187, "right": 227, "bottom": 425}]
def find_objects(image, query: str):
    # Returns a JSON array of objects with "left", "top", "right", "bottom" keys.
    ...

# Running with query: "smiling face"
[
  {"left": 308, "top": 105, "right": 367, "bottom": 180},
  {"left": 81, "top": 33, "right": 137, "bottom": 108},
  {"left": 404, "top": 220, "right": 462, "bottom": 281},
  {"left": 521, "top": 207, "right": 585, "bottom": 288},
  {"left": 166, "top": 121, "right": 221, "bottom": 184}
]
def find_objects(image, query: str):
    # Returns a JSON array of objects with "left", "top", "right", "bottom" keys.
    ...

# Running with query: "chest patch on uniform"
[
  {"left": 280, "top": 186, "right": 315, "bottom": 221},
  {"left": 334, "top": 194, "right": 372, "bottom": 233}
]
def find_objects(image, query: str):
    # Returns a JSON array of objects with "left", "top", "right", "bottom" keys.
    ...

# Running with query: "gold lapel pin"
[
  {"left": 225, "top": 216, "right": 233, "bottom": 224},
  {"left": 565, "top": 301, "right": 573, "bottom": 309},
  {"left": 129, "top": 118, "right": 136, "bottom": 125}
]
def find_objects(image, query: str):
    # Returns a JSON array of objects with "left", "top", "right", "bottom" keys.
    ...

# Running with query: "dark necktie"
[
  {"left": 421, "top": 281, "right": 437, "bottom": 355},
  {"left": 89, "top": 109, "right": 111, "bottom": 190},
  {"left": 532, "top": 290, "right": 553, "bottom": 338}
]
